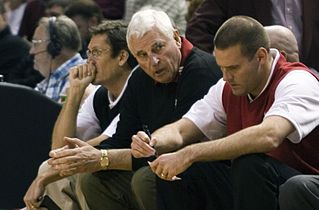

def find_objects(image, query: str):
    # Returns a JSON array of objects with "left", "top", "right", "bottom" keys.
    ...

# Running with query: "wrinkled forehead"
[
  {"left": 129, "top": 29, "right": 171, "bottom": 52},
  {"left": 33, "top": 24, "right": 49, "bottom": 39}
]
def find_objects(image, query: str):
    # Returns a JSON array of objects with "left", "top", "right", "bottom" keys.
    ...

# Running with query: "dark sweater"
[{"left": 99, "top": 47, "right": 222, "bottom": 170}]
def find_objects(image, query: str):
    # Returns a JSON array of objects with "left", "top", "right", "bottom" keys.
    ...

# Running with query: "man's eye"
[
  {"left": 137, "top": 52, "right": 147, "bottom": 58},
  {"left": 153, "top": 44, "right": 164, "bottom": 52}
]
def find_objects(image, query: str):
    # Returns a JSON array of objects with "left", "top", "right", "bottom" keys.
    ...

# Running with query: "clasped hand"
[
  {"left": 131, "top": 131, "right": 186, "bottom": 181},
  {"left": 48, "top": 137, "right": 101, "bottom": 176}
]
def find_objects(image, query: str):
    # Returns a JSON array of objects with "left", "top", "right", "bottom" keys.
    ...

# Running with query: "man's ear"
[
  {"left": 118, "top": 50, "right": 129, "bottom": 66},
  {"left": 173, "top": 30, "right": 181, "bottom": 48},
  {"left": 256, "top": 47, "right": 268, "bottom": 64}
]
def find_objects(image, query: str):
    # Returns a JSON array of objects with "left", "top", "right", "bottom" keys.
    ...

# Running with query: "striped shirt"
[{"left": 35, "top": 53, "right": 84, "bottom": 102}]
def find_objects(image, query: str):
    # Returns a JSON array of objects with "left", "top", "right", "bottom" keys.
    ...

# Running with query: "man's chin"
[{"left": 231, "top": 88, "right": 245, "bottom": 96}]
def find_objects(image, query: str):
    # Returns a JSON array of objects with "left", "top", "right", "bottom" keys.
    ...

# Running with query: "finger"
[
  {"left": 131, "top": 146, "right": 149, "bottom": 158},
  {"left": 133, "top": 134, "right": 155, "bottom": 153},
  {"left": 136, "top": 131, "right": 151, "bottom": 143},
  {"left": 77, "top": 65, "right": 83, "bottom": 79},
  {"left": 171, "top": 176, "right": 182, "bottom": 181},
  {"left": 49, "top": 154, "right": 78, "bottom": 170},
  {"left": 49, "top": 147, "right": 77, "bottom": 160},
  {"left": 131, "top": 136, "right": 155, "bottom": 156},
  {"left": 49, "top": 145, "right": 69, "bottom": 157},
  {"left": 88, "top": 62, "right": 97, "bottom": 76},
  {"left": 70, "top": 67, "right": 78, "bottom": 79},
  {"left": 64, "top": 137, "right": 88, "bottom": 147},
  {"left": 149, "top": 136, "right": 157, "bottom": 147},
  {"left": 82, "top": 64, "right": 89, "bottom": 76},
  {"left": 60, "top": 167, "right": 77, "bottom": 176},
  {"left": 149, "top": 159, "right": 164, "bottom": 177}
]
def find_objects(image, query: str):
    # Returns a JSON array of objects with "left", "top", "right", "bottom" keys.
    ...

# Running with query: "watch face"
[
  {"left": 101, "top": 157, "right": 109, "bottom": 167},
  {"left": 100, "top": 150, "right": 109, "bottom": 169}
]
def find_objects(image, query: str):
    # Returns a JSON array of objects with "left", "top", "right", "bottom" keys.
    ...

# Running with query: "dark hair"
[
  {"left": 90, "top": 20, "right": 137, "bottom": 68},
  {"left": 47, "top": 0, "right": 69, "bottom": 9},
  {"left": 214, "top": 16, "right": 270, "bottom": 60},
  {"left": 64, "top": 0, "right": 103, "bottom": 23}
]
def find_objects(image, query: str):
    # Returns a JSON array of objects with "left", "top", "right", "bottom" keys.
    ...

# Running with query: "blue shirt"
[{"left": 35, "top": 53, "right": 84, "bottom": 102}]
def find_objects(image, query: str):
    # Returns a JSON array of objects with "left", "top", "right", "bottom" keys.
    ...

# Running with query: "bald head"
[{"left": 264, "top": 25, "right": 299, "bottom": 62}]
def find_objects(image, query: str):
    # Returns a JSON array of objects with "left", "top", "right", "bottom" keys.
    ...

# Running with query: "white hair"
[{"left": 126, "top": 9, "right": 175, "bottom": 50}]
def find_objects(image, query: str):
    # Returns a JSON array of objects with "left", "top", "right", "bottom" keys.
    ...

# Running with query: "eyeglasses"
[
  {"left": 31, "top": 39, "right": 50, "bottom": 47},
  {"left": 86, "top": 48, "right": 110, "bottom": 59}
]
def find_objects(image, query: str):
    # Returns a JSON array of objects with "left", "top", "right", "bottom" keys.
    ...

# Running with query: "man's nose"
[
  {"left": 222, "top": 70, "right": 232, "bottom": 82},
  {"left": 150, "top": 54, "right": 159, "bottom": 65}
]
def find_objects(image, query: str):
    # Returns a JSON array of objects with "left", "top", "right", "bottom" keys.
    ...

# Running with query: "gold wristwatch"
[{"left": 100, "top": 149, "right": 109, "bottom": 170}]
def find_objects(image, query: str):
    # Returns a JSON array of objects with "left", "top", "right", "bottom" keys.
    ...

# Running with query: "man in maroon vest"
[{"left": 131, "top": 16, "right": 319, "bottom": 209}]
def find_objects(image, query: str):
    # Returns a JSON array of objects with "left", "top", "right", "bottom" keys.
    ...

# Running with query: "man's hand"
[
  {"left": 23, "top": 177, "right": 45, "bottom": 210},
  {"left": 48, "top": 137, "right": 101, "bottom": 176},
  {"left": 69, "top": 63, "right": 96, "bottom": 91},
  {"left": 131, "top": 131, "right": 157, "bottom": 158},
  {"left": 148, "top": 149, "right": 191, "bottom": 181}
]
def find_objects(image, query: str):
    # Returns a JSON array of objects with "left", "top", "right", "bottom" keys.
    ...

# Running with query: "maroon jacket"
[
  {"left": 18, "top": 0, "right": 45, "bottom": 41},
  {"left": 186, "top": 0, "right": 319, "bottom": 71}
]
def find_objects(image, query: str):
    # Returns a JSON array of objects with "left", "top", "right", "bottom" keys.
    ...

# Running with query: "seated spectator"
[
  {"left": 132, "top": 16, "right": 319, "bottom": 209},
  {"left": 265, "top": 25, "right": 299, "bottom": 62},
  {"left": 45, "top": 0, "right": 70, "bottom": 17},
  {"left": 30, "top": 15, "right": 83, "bottom": 102},
  {"left": 185, "top": 0, "right": 203, "bottom": 21},
  {"left": 64, "top": 0, "right": 103, "bottom": 59},
  {"left": 0, "top": 1, "right": 42, "bottom": 87},
  {"left": 279, "top": 175, "right": 319, "bottom": 210},
  {"left": 94, "top": 0, "right": 125, "bottom": 19},
  {"left": 23, "top": 20, "right": 138, "bottom": 210},
  {"left": 185, "top": 0, "right": 319, "bottom": 73},
  {"left": 5, "top": 0, "right": 45, "bottom": 41}
]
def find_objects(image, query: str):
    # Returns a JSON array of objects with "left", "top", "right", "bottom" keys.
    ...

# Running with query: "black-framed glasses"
[{"left": 86, "top": 48, "right": 110, "bottom": 59}]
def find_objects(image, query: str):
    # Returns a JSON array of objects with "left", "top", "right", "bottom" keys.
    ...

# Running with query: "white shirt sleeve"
[
  {"left": 183, "top": 79, "right": 227, "bottom": 140},
  {"left": 76, "top": 86, "right": 101, "bottom": 141},
  {"left": 265, "top": 70, "right": 319, "bottom": 143},
  {"left": 102, "top": 114, "right": 120, "bottom": 137}
]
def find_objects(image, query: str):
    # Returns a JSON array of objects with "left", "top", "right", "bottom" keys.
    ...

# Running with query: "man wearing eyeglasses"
[
  {"left": 24, "top": 20, "right": 138, "bottom": 210},
  {"left": 30, "top": 15, "right": 83, "bottom": 102}
]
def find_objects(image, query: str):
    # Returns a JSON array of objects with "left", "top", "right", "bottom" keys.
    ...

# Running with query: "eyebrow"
[{"left": 223, "top": 65, "right": 240, "bottom": 70}]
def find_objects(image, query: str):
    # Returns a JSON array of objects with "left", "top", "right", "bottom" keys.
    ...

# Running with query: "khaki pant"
[{"left": 38, "top": 161, "right": 89, "bottom": 210}]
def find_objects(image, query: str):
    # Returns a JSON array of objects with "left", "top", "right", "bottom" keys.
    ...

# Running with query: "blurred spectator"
[
  {"left": 65, "top": 0, "right": 103, "bottom": 58},
  {"left": 94, "top": 0, "right": 125, "bottom": 19},
  {"left": 124, "top": 0, "right": 187, "bottom": 34},
  {"left": 185, "top": 0, "right": 319, "bottom": 72},
  {"left": 265, "top": 25, "right": 299, "bottom": 62},
  {"left": 0, "top": 0, "right": 42, "bottom": 87},
  {"left": 45, "top": 0, "right": 70, "bottom": 17},
  {"left": 30, "top": 15, "right": 83, "bottom": 102},
  {"left": 185, "top": 0, "right": 203, "bottom": 21},
  {"left": 5, "top": 0, "right": 45, "bottom": 41}
]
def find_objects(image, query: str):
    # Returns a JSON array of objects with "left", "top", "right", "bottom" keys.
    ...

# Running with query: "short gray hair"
[{"left": 39, "top": 15, "right": 81, "bottom": 52}]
